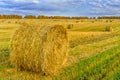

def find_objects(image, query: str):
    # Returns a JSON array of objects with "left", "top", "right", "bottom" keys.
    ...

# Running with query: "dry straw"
[
  {"left": 106, "top": 26, "right": 113, "bottom": 32},
  {"left": 10, "top": 24, "right": 68, "bottom": 75}
]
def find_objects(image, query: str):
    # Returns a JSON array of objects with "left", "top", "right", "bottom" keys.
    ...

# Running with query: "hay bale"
[
  {"left": 10, "top": 24, "right": 68, "bottom": 75},
  {"left": 67, "top": 24, "right": 73, "bottom": 29},
  {"left": 106, "top": 26, "right": 113, "bottom": 32},
  {"left": 92, "top": 21, "right": 94, "bottom": 23}
]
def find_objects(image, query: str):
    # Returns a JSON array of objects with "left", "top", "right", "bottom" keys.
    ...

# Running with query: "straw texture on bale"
[
  {"left": 106, "top": 26, "right": 113, "bottom": 32},
  {"left": 10, "top": 24, "right": 68, "bottom": 75}
]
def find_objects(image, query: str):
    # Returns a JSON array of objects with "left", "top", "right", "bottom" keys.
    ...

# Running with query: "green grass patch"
[
  {"left": 54, "top": 45, "right": 120, "bottom": 80},
  {"left": 112, "top": 71, "right": 120, "bottom": 80}
]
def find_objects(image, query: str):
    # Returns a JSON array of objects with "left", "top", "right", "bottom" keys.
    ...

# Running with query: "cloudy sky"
[{"left": 0, "top": 0, "right": 120, "bottom": 16}]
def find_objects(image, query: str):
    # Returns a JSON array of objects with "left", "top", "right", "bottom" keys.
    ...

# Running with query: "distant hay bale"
[
  {"left": 15, "top": 21, "right": 18, "bottom": 24},
  {"left": 92, "top": 21, "right": 94, "bottom": 23},
  {"left": 106, "top": 20, "right": 108, "bottom": 22},
  {"left": 67, "top": 24, "right": 73, "bottom": 29},
  {"left": 106, "top": 26, "right": 113, "bottom": 32},
  {"left": 8, "top": 21, "right": 11, "bottom": 23},
  {"left": 10, "top": 24, "right": 68, "bottom": 75},
  {"left": 110, "top": 20, "right": 113, "bottom": 22},
  {"left": 76, "top": 21, "right": 79, "bottom": 23}
]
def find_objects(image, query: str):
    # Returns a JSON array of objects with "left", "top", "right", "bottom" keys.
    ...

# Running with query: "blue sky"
[{"left": 0, "top": 0, "right": 120, "bottom": 16}]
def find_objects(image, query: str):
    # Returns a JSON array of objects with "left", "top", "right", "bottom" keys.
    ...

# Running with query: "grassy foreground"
[{"left": 0, "top": 19, "right": 120, "bottom": 80}]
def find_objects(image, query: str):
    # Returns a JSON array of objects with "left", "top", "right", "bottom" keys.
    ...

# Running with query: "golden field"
[{"left": 0, "top": 19, "right": 120, "bottom": 80}]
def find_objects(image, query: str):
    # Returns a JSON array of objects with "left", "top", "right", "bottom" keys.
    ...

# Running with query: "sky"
[{"left": 0, "top": 0, "right": 120, "bottom": 17}]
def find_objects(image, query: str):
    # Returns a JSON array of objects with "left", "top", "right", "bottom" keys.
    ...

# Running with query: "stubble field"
[{"left": 0, "top": 19, "right": 120, "bottom": 80}]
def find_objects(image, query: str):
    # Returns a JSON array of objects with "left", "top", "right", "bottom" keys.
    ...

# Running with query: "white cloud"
[
  {"left": 1, "top": 0, "right": 120, "bottom": 16},
  {"left": 14, "top": 0, "right": 40, "bottom": 4},
  {"left": 43, "top": 0, "right": 67, "bottom": 3}
]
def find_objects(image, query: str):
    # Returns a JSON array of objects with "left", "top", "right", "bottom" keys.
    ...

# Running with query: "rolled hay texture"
[
  {"left": 10, "top": 24, "right": 68, "bottom": 75},
  {"left": 106, "top": 26, "right": 113, "bottom": 32}
]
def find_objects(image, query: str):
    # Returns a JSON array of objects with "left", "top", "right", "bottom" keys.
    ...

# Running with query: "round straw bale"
[{"left": 10, "top": 24, "right": 68, "bottom": 75}]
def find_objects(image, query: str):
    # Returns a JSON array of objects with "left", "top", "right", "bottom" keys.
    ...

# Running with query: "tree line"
[
  {"left": 97, "top": 16, "right": 120, "bottom": 19},
  {"left": 0, "top": 15, "right": 22, "bottom": 19},
  {"left": 0, "top": 14, "right": 120, "bottom": 19}
]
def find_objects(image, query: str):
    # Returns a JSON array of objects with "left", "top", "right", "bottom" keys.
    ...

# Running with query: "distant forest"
[{"left": 0, "top": 14, "right": 120, "bottom": 19}]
